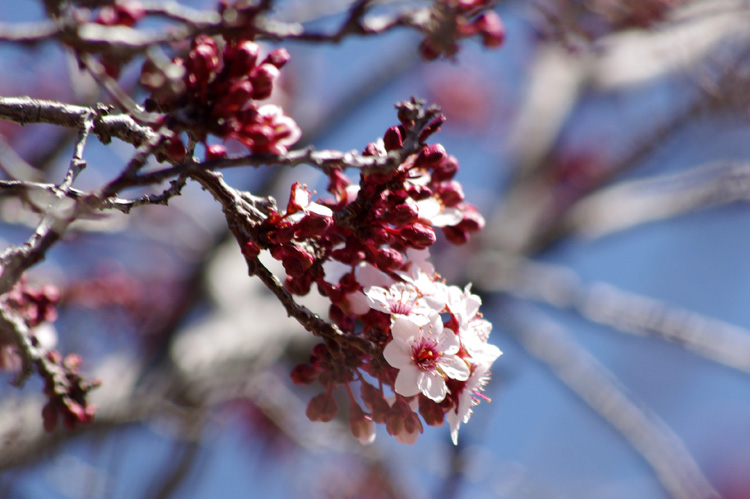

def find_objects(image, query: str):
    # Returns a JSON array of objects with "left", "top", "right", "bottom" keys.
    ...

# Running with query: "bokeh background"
[{"left": 1, "top": 1, "right": 750, "bottom": 498}]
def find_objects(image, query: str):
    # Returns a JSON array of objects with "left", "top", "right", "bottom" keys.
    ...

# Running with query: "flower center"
[
  {"left": 411, "top": 338, "right": 441, "bottom": 372},
  {"left": 389, "top": 288, "right": 417, "bottom": 315}
]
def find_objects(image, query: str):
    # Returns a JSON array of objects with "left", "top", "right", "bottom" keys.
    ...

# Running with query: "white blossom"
[{"left": 383, "top": 315, "right": 470, "bottom": 402}]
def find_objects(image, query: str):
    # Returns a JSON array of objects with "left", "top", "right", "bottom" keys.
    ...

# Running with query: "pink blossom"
[
  {"left": 416, "top": 197, "right": 463, "bottom": 227},
  {"left": 365, "top": 282, "right": 435, "bottom": 325},
  {"left": 447, "top": 362, "right": 495, "bottom": 445},
  {"left": 383, "top": 315, "right": 470, "bottom": 402}
]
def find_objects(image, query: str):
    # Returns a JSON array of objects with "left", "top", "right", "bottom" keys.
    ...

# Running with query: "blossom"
[
  {"left": 416, "top": 197, "right": 462, "bottom": 227},
  {"left": 364, "top": 282, "right": 436, "bottom": 325},
  {"left": 383, "top": 315, "right": 470, "bottom": 402},
  {"left": 285, "top": 182, "right": 333, "bottom": 219},
  {"left": 447, "top": 362, "right": 495, "bottom": 445}
]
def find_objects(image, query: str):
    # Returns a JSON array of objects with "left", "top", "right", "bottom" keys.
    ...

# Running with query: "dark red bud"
[
  {"left": 291, "top": 363, "right": 319, "bottom": 385},
  {"left": 367, "top": 226, "right": 392, "bottom": 245},
  {"left": 226, "top": 40, "right": 260, "bottom": 76},
  {"left": 414, "top": 144, "right": 447, "bottom": 168},
  {"left": 284, "top": 273, "right": 313, "bottom": 295},
  {"left": 331, "top": 246, "right": 366, "bottom": 265},
  {"left": 419, "top": 115, "right": 447, "bottom": 142},
  {"left": 475, "top": 12, "right": 506, "bottom": 48},
  {"left": 400, "top": 223, "right": 436, "bottom": 249},
  {"left": 362, "top": 142, "right": 382, "bottom": 157},
  {"left": 218, "top": 79, "right": 254, "bottom": 114},
  {"left": 457, "top": 208, "right": 485, "bottom": 232},
  {"left": 389, "top": 202, "right": 419, "bottom": 226},
  {"left": 249, "top": 63, "right": 279, "bottom": 100},
  {"left": 442, "top": 226, "right": 470, "bottom": 245},
  {"left": 166, "top": 137, "right": 186, "bottom": 162},
  {"left": 431, "top": 154, "right": 459, "bottom": 182},
  {"left": 418, "top": 395, "right": 445, "bottom": 427},
  {"left": 407, "top": 183, "right": 433, "bottom": 200},
  {"left": 374, "top": 247, "right": 404, "bottom": 271},
  {"left": 241, "top": 240, "right": 261, "bottom": 260},
  {"left": 206, "top": 144, "right": 227, "bottom": 161},
  {"left": 306, "top": 392, "right": 338, "bottom": 422},
  {"left": 281, "top": 246, "right": 315, "bottom": 277},
  {"left": 436, "top": 180, "right": 465, "bottom": 207},
  {"left": 419, "top": 39, "right": 441, "bottom": 61},
  {"left": 263, "top": 48, "right": 291, "bottom": 69},
  {"left": 383, "top": 126, "right": 403, "bottom": 152},
  {"left": 116, "top": 2, "right": 145, "bottom": 27},
  {"left": 294, "top": 213, "right": 333, "bottom": 238}
]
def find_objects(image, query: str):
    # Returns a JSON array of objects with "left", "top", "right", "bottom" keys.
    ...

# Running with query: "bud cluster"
[
  {"left": 275, "top": 113, "right": 501, "bottom": 445},
  {"left": 0, "top": 279, "right": 99, "bottom": 432},
  {"left": 141, "top": 35, "right": 300, "bottom": 157},
  {"left": 420, "top": 1, "right": 505, "bottom": 60},
  {"left": 41, "top": 352, "right": 100, "bottom": 431}
]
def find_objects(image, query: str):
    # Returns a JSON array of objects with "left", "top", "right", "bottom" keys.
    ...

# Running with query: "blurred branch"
[
  {"left": 0, "top": 1, "right": 442, "bottom": 54},
  {"left": 0, "top": 96, "right": 154, "bottom": 148},
  {"left": 472, "top": 254, "right": 750, "bottom": 373},
  {"left": 500, "top": 301, "right": 720, "bottom": 499},
  {"left": 564, "top": 161, "right": 750, "bottom": 238}
]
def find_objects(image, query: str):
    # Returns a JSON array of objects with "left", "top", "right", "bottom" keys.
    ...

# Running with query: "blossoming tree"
[{"left": 1, "top": 0, "right": 749, "bottom": 497}]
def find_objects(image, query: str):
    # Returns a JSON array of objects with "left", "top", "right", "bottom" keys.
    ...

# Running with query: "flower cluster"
[
  {"left": 141, "top": 35, "right": 300, "bottom": 157},
  {"left": 420, "top": 1, "right": 505, "bottom": 60},
  {"left": 41, "top": 352, "right": 100, "bottom": 432},
  {"left": 0, "top": 279, "right": 98, "bottom": 431},
  {"left": 281, "top": 107, "right": 501, "bottom": 445},
  {"left": 0, "top": 279, "right": 59, "bottom": 372}
]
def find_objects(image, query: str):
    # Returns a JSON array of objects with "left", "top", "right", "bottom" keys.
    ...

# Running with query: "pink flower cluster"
[
  {"left": 281, "top": 115, "right": 501, "bottom": 445},
  {"left": 141, "top": 35, "right": 300, "bottom": 157}
]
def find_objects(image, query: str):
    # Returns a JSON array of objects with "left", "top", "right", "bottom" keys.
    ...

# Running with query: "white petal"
[
  {"left": 356, "top": 262, "right": 393, "bottom": 288},
  {"left": 307, "top": 202, "right": 333, "bottom": 217},
  {"left": 346, "top": 291, "right": 372, "bottom": 316},
  {"left": 419, "top": 371, "right": 448, "bottom": 402},
  {"left": 394, "top": 367, "right": 422, "bottom": 397},
  {"left": 416, "top": 197, "right": 441, "bottom": 220},
  {"left": 391, "top": 315, "right": 424, "bottom": 342},
  {"left": 440, "top": 354, "right": 470, "bottom": 381},
  {"left": 446, "top": 409, "right": 461, "bottom": 445},
  {"left": 363, "top": 286, "right": 391, "bottom": 314},
  {"left": 383, "top": 339, "right": 412, "bottom": 369},
  {"left": 430, "top": 207, "right": 463, "bottom": 227}
]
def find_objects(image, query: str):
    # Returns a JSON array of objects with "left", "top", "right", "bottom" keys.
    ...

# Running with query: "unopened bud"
[
  {"left": 383, "top": 126, "right": 403, "bottom": 152},
  {"left": 431, "top": 154, "right": 459, "bottom": 182},
  {"left": 414, "top": 144, "right": 447, "bottom": 168},
  {"left": 206, "top": 144, "right": 227, "bottom": 161},
  {"left": 225, "top": 40, "right": 260, "bottom": 76},
  {"left": 306, "top": 392, "right": 338, "bottom": 422},
  {"left": 400, "top": 223, "right": 436, "bottom": 249},
  {"left": 290, "top": 363, "right": 319, "bottom": 385},
  {"left": 263, "top": 48, "right": 291, "bottom": 69},
  {"left": 249, "top": 63, "right": 280, "bottom": 100},
  {"left": 374, "top": 247, "right": 404, "bottom": 271}
]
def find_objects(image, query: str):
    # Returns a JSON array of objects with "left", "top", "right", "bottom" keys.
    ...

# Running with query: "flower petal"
[
  {"left": 383, "top": 339, "right": 412, "bottom": 369},
  {"left": 394, "top": 367, "right": 422, "bottom": 397},
  {"left": 418, "top": 371, "right": 448, "bottom": 402},
  {"left": 440, "top": 354, "right": 470, "bottom": 381}
]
